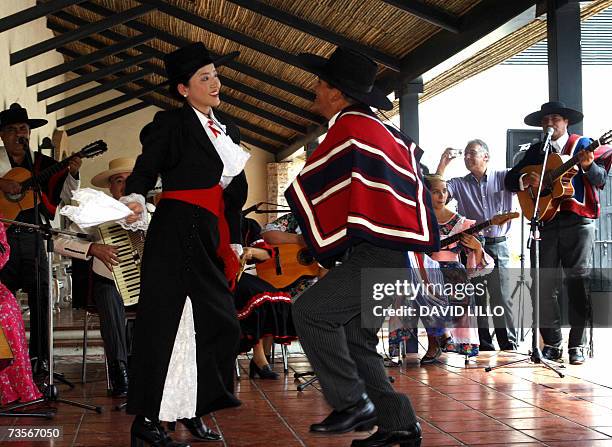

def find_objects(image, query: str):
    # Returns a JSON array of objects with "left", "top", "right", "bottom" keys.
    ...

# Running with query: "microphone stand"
[{"left": 485, "top": 129, "right": 564, "bottom": 377}]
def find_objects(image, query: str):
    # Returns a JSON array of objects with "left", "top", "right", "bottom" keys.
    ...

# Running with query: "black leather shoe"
[
  {"left": 249, "top": 359, "right": 279, "bottom": 379},
  {"left": 569, "top": 347, "right": 586, "bottom": 365},
  {"left": 310, "top": 394, "right": 377, "bottom": 434},
  {"left": 500, "top": 342, "right": 518, "bottom": 351},
  {"left": 110, "top": 361, "right": 129, "bottom": 397},
  {"left": 351, "top": 423, "right": 422, "bottom": 447},
  {"left": 168, "top": 417, "right": 222, "bottom": 442},
  {"left": 542, "top": 344, "right": 563, "bottom": 361},
  {"left": 131, "top": 416, "right": 190, "bottom": 447}
]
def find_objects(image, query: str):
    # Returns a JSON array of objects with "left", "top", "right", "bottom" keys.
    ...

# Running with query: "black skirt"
[{"left": 234, "top": 273, "right": 297, "bottom": 353}]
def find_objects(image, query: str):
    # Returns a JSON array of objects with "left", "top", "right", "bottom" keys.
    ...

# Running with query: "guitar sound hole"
[
  {"left": 298, "top": 249, "right": 314, "bottom": 266},
  {"left": 6, "top": 192, "right": 25, "bottom": 202}
]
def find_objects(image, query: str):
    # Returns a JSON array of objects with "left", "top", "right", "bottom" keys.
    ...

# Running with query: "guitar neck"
[
  {"left": 440, "top": 219, "right": 491, "bottom": 248},
  {"left": 21, "top": 155, "right": 73, "bottom": 189},
  {"left": 547, "top": 138, "right": 600, "bottom": 182}
]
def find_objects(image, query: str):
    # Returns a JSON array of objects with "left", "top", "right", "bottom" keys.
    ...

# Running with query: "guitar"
[
  {"left": 517, "top": 130, "right": 612, "bottom": 222},
  {"left": 440, "top": 212, "right": 519, "bottom": 249},
  {"left": 255, "top": 243, "right": 321, "bottom": 289},
  {"left": 0, "top": 140, "right": 107, "bottom": 222}
]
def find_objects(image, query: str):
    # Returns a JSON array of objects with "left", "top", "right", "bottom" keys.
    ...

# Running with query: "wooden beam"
[
  {"left": 37, "top": 52, "right": 154, "bottom": 100},
  {"left": 10, "top": 4, "right": 155, "bottom": 64},
  {"left": 51, "top": 7, "right": 315, "bottom": 102},
  {"left": 58, "top": 82, "right": 164, "bottom": 127},
  {"left": 278, "top": 0, "right": 537, "bottom": 160},
  {"left": 135, "top": 0, "right": 311, "bottom": 72},
  {"left": 0, "top": 0, "right": 87, "bottom": 34},
  {"left": 381, "top": 0, "right": 461, "bottom": 33},
  {"left": 224, "top": 0, "right": 400, "bottom": 71},
  {"left": 66, "top": 102, "right": 151, "bottom": 135},
  {"left": 27, "top": 32, "right": 154, "bottom": 86}
]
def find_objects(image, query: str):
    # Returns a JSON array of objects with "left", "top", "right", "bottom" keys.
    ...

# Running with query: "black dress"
[
  {"left": 125, "top": 104, "right": 247, "bottom": 420},
  {"left": 234, "top": 218, "right": 297, "bottom": 352}
]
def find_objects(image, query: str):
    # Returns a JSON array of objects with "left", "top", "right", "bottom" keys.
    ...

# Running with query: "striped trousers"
[
  {"left": 92, "top": 274, "right": 128, "bottom": 366},
  {"left": 292, "top": 242, "right": 417, "bottom": 431}
]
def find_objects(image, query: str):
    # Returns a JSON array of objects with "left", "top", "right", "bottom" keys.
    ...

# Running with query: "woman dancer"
[{"left": 123, "top": 43, "right": 249, "bottom": 446}]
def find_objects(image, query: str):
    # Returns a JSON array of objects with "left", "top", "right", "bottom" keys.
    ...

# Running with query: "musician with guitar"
[
  {"left": 54, "top": 158, "right": 137, "bottom": 397},
  {"left": 436, "top": 139, "right": 518, "bottom": 351},
  {"left": 505, "top": 101, "right": 611, "bottom": 365},
  {"left": 0, "top": 103, "right": 81, "bottom": 371}
]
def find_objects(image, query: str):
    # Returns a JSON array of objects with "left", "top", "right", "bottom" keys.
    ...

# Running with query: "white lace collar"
[{"left": 192, "top": 106, "right": 250, "bottom": 188}]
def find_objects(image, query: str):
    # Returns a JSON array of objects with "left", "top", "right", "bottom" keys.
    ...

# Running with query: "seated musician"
[
  {"left": 54, "top": 158, "right": 137, "bottom": 395},
  {"left": 422, "top": 175, "right": 493, "bottom": 364},
  {"left": 0, "top": 216, "right": 42, "bottom": 406},
  {"left": 235, "top": 217, "right": 297, "bottom": 379},
  {"left": 505, "top": 102, "right": 609, "bottom": 365},
  {"left": 0, "top": 103, "right": 81, "bottom": 371}
]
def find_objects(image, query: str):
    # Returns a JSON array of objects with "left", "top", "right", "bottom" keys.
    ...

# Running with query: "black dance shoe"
[
  {"left": 249, "top": 359, "right": 279, "bottom": 379},
  {"left": 167, "top": 417, "right": 222, "bottom": 442},
  {"left": 310, "top": 394, "right": 377, "bottom": 434},
  {"left": 131, "top": 416, "right": 190, "bottom": 447},
  {"left": 569, "top": 346, "right": 586, "bottom": 365},
  {"left": 351, "top": 423, "right": 422, "bottom": 447},
  {"left": 110, "top": 361, "right": 129, "bottom": 397}
]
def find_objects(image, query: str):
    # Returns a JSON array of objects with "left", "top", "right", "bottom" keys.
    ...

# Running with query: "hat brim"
[
  {"left": 524, "top": 107, "right": 584, "bottom": 127},
  {"left": 299, "top": 53, "right": 393, "bottom": 111},
  {"left": 91, "top": 167, "right": 133, "bottom": 188},
  {"left": 27, "top": 118, "right": 48, "bottom": 129}
]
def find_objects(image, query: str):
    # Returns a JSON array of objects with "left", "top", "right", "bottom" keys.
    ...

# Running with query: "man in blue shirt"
[{"left": 437, "top": 139, "right": 518, "bottom": 351}]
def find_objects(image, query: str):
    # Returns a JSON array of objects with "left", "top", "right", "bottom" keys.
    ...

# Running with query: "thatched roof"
[{"left": 8, "top": 0, "right": 538, "bottom": 156}]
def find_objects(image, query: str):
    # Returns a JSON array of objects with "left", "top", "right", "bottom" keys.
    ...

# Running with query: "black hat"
[
  {"left": 298, "top": 47, "right": 392, "bottom": 111},
  {"left": 163, "top": 42, "right": 238, "bottom": 93},
  {"left": 0, "top": 103, "right": 47, "bottom": 130},
  {"left": 524, "top": 101, "right": 583, "bottom": 127}
]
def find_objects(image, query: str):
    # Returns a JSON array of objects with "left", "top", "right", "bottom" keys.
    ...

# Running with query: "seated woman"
[
  {"left": 422, "top": 175, "right": 493, "bottom": 363},
  {"left": 235, "top": 218, "right": 297, "bottom": 379},
  {"left": 0, "top": 221, "right": 42, "bottom": 406}
]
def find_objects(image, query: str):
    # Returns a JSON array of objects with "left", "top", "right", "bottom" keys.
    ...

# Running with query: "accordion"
[{"left": 98, "top": 223, "right": 145, "bottom": 306}]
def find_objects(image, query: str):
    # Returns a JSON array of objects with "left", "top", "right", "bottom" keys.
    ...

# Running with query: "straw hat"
[{"left": 91, "top": 157, "right": 135, "bottom": 188}]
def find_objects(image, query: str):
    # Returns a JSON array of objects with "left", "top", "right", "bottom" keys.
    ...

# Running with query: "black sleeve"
[
  {"left": 125, "top": 111, "right": 175, "bottom": 197},
  {"left": 505, "top": 144, "right": 541, "bottom": 192}
]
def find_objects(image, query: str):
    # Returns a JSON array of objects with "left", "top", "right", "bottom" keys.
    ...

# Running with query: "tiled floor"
[{"left": 2, "top": 346, "right": 612, "bottom": 446}]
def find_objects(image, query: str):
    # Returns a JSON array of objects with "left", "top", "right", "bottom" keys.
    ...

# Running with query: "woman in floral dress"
[{"left": 0, "top": 220, "right": 42, "bottom": 406}]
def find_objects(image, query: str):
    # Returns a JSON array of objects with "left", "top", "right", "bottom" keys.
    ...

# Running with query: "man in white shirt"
[{"left": 55, "top": 158, "right": 136, "bottom": 395}]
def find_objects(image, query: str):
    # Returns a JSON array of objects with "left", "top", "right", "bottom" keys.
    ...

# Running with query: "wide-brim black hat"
[
  {"left": 298, "top": 47, "right": 392, "bottom": 111},
  {"left": 524, "top": 101, "right": 583, "bottom": 126},
  {"left": 163, "top": 42, "right": 238, "bottom": 88},
  {"left": 0, "top": 103, "right": 47, "bottom": 129}
]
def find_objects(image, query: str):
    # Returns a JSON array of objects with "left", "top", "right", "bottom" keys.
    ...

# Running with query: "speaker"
[{"left": 506, "top": 129, "right": 541, "bottom": 168}]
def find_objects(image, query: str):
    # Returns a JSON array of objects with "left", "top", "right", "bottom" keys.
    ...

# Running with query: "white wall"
[{"left": 0, "top": 0, "right": 66, "bottom": 146}]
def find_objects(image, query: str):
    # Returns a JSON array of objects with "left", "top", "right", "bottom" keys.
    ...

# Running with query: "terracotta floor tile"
[
  {"left": 519, "top": 426, "right": 611, "bottom": 442},
  {"left": 452, "top": 429, "right": 538, "bottom": 444}
]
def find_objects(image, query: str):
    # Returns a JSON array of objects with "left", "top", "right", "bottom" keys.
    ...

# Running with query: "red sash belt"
[{"left": 160, "top": 186, "right": 239, "bottom": 291}]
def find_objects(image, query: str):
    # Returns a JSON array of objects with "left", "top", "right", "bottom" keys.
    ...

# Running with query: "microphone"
[
  {"left": 242, "top": 202, "right": 263, "bottom": 216},
  {"left": 546, "top": 127, "right": 554, "bottom": 137},
  {"left": 17, "top": 136, "right": 29, "bottom": 146}
]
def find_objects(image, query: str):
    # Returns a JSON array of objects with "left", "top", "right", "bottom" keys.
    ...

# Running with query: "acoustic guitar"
[
  {"left": 256, "top": 243, "right": 321, "bottom": 289},
  {"left": 440, "top": 212, "right": 519, "bottom": 249},
  {"left": 0, "top": 140, "right": 107, "bottom": 222},
  {"left": 517, "top": 130, "right": 612, "bottom": 222}
]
